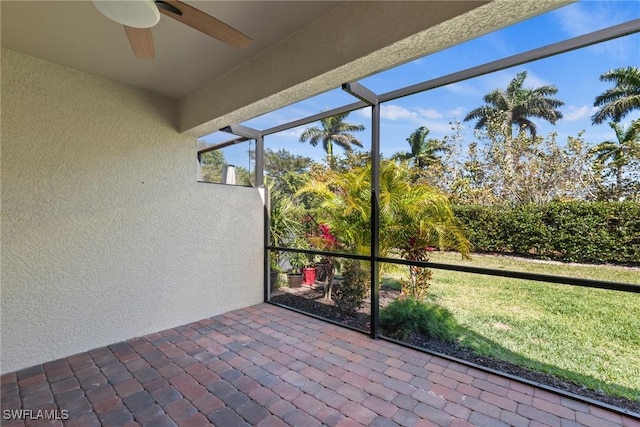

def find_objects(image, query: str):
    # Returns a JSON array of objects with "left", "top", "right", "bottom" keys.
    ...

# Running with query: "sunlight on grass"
[{"left": 383, "top": 254, "right": 640, "bottom": 401}]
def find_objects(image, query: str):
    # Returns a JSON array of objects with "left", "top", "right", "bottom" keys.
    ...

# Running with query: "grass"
[{"left": 381, "top": 253, "right": 640, "bottom": 401}]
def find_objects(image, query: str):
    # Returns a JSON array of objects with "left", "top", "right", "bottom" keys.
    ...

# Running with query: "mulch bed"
[{"left": 271, "top": 286, "right": 640, "bottom": 413}]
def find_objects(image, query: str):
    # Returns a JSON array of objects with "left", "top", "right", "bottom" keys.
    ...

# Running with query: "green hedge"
[{"left": 453, "top": 202, "right": 640, "bottom": 265}]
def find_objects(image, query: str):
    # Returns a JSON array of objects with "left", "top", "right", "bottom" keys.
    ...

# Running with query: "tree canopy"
[
  {"left": 592, "top": 66, "right": 640, "bottom": 125},
  {"left": 464, "top": 71, "right": 564, "bottom": 139},
  {"left": 590, "top": 120, "right": 640, "bottom": 200},
  {"left": 299, "top": 112, "right": 365, "bottom": 167},
  {"left": 393, "top": 126, "right": 451, "bottom": 170}
]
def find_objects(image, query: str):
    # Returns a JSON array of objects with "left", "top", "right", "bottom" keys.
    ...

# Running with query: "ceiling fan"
[{"left": 92, "top": 0, "right": 252, "bottom": 59}]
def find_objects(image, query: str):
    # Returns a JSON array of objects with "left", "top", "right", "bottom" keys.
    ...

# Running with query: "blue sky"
[{"left": 201, "top": 1, "right": 640, "bottom": 169}]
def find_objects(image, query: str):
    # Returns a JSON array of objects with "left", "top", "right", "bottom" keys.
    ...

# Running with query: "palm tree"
[
  {"left": 464, "top": 71, "right": 564, "bottom": 139},
  {"left": 299, "top": 112, "right": 365, "bottom": 167},
  {"left": 393, "top": 126, "right": 451, "bottom": 169},
  {"left": 591, "top": 66, "right": 640, "bottom": 125},
  {"left": 589, "top": 120, "right": 640, "bottom": 198},
  {"left": 297, "top": 161, "right": 470, "bottom": 299}
]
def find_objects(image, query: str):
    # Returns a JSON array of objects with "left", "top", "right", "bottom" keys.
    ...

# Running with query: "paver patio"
[{"left": 1, "top": 303, "right": 638, "bottom": 427}]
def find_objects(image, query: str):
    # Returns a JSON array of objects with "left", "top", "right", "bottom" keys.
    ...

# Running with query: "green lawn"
[{"left": 382, "top": 253, "right": 640, "bottom": 401}]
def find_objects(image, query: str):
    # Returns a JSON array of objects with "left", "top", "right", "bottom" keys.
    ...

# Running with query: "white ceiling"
[{"left": 1, "top": 1, "right": 345, "bottom": 99}]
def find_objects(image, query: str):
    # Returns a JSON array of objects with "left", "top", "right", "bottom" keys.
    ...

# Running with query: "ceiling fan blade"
[
  {"left": 124, "top": 26, "right": 155, "bottom": 59},
  {"left": 156, "top": 0, "right": 252, "bottom": 49}
]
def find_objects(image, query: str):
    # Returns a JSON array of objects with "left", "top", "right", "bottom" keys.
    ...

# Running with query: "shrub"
[
  {"left": 380, "top": 298, "right": 459, "bottom": 342},
  {"left": 401, "top": 266, "right": 433, "bottom": 300},
  {"left": 454, "top": 201, "right": 640, "bottom": 265},
  {"left": 333, "top": 260, "right": 369, "bottom": 317}
]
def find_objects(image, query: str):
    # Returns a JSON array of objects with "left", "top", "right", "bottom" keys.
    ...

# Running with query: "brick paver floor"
[{"left": 2, "top": 303, "right": 639, "bottom": 426}]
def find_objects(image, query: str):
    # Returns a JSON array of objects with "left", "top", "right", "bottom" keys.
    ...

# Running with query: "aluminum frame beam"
[
  {"left": 221, "top": 124, "right": 261, "bottom": 140},
  {"left": 380, "top": 18, "right": 640, "bottom": 103},
  {"left": 343, "top": 81, "right": 383, "bottom": 338},
  {"left": 253, "top": 19, "right": 640, "bottom": 141},
  {"left": 197, "top": 136, "right": 248, "bottom": 158},
  {"left": 342, "top": 82, "right": 378, "bottom": 105}
]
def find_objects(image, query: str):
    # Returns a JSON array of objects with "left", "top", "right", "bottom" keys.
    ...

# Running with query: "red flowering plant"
[
  {"left": 318, "top": 224, "right": 338, "bottom": 249},
  {"left": 397, "top": 236, "right": 437, "bottom": 300}
]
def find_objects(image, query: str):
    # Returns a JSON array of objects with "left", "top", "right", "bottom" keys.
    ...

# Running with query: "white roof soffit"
[{"left": 180, "top": 0, "right": 570, "bottom": 137}]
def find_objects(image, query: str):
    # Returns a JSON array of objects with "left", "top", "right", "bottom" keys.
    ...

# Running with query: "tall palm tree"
[
  {"left": 589, "top": 120, "right": 640, "bottom": 197},
  {"left": 393, "top": 126, "right": 451, "bottom": 169},
  {"left": 464, "top": 71, "right": 564, "bottom": 139},
  {"left": 299, "top": 112, "right": 365, "bottom": 167},
  {"left": 591, "top": 66, "right": 640, "bottom": 125}
]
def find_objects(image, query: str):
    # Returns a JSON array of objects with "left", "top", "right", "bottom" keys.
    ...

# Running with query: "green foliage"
[
  {"left": 591, "top": 66, "right": 640, "bottom": 125},
  {"left": 286, "top": 249, "right": 309, "bottom": 274},
  {"left": 333, "top": 260, "right": 369, "bottom": 317},
  {"left": 199, "top": 151, "right": 225, "bottom": 183},
  {"left": 453, "top": 119, "right": 596, "bottom": 205},
  {"left": 269, "top": 183, "right": 306, "bottom": 270},
  {"left": 392, "top": 126, "right": 452, "bottom": 171},
  {"left": 269, "top": 184, "right": 304, "bottom": 248},
  {"left": 380, "top": 298, "right": 459, "bottom": 342},
  {"left": 396, "top": 237, "right": 436, "bottom": 300},
  {"left": 454, "top": 201, "right": 640, "bottom": 264},
  {"left": 199, "top": 150, "right": 252, "bottom": 185},
  {"left": 297, "top": 161, "right": 471, "bottom": 258},
  {"left": 264, "top": 149, "right": 312, "bottom": 197},
  {"left": 297, "top": 160, "right": 470, "bottom": 299},
  {"left": 589, "top": 120, "right": 640, "bottom": 201}
]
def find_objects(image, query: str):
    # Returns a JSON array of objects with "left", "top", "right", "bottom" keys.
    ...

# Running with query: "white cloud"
[
  {"left": 382, "top": 105, "right": 419, "bottom": 120},
  {"left": 448, "top": 107, "right": 466, "bottom": 117},
  {"left": 422, "top": 120, "right": 459, "bottom": 134},
  {"left": 564, "top": 105, "right": 598, "bottom": 122},
  {"left": 358, "top": 109, "right": 372, "bottom": 119},
  {"left": 280, "top": 127, "right": 305, "bottom": 139},
  {"left": 361, "top": 104, "right": 451, "bottom": 123},
  {"left": 555, "top": 3, "right": 598, "bottom": 38},
  {"left": 552, "top": 2, "right": 636, "bottom": 60},
  {"left": 359, "top": 103, "right": 459, "bottom": 137},
  {"left": 417, "top": 108, "right": 443, "bottom": 119},
  {"left": 445, "top": 82, "right": 482, "bottom": 96},
  {"left": 553, "top": 2, "right": 630, "bottom": 38},
  {"left": 359, "top": 104, "right": 419, "bottom": 120}
]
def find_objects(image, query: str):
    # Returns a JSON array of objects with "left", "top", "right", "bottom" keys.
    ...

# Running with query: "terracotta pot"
[{"left": 287, "top": 273, "right": 304, "bottom": 288}]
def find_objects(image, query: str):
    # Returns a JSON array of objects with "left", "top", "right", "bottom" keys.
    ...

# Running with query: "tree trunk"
[
  {"left": 616, "top": 166, "right": 623, "bottom": 199},
  {"left": 323, "top": 258, "right": 335, "bottom": 301}
]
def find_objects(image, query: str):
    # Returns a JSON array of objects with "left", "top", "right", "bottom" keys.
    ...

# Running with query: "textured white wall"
[{"left": 0, "top": 49, "right": 264, "bottom": 374}]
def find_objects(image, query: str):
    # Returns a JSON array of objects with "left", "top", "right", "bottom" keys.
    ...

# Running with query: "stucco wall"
[{"left": 0, "top": 49, "right": 264, "bottom": 374}]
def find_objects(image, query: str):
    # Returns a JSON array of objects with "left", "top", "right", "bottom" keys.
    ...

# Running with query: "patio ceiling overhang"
[
  {"left": 178, "top": 0, "right": 570, "bottom": 136},
  {"left": 1, "top": 1, "right": 572, "bottom": 137}
]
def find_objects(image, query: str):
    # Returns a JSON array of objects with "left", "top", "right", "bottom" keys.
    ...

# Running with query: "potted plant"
[{"left": 286, "top": 250, "right": 307, "bottom": 288}]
